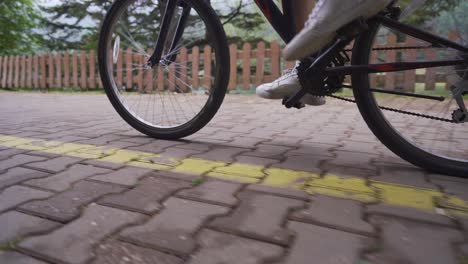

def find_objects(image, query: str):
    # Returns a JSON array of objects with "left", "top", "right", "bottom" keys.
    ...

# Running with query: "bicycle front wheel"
[
  {"left": 352, "top": 17, "right": 468, "bottom": 176},
  {"left": 98, "top": 0, "right": 229, "bottom": 139}
]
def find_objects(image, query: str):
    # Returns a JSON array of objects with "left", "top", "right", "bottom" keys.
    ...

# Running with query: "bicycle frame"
[{"left": 253, "top": 0, "right": 296, "bottom": 43}]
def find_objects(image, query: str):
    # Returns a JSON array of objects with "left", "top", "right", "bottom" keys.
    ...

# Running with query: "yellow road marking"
[{"left": 0, "top": 134, "right": 466, "bottom": 214}]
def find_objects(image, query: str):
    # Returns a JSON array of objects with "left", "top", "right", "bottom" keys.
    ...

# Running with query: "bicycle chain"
[{"left": 334, "top": 45, "right": 457, "bottom": 123}]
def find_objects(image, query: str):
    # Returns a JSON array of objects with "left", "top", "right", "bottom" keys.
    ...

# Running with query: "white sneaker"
[
  {"left": 283, "top": 0, "right": 392, "bottom": 60},
  {"left": 256, "top": 65, "right": 326, "bottom": 106}
]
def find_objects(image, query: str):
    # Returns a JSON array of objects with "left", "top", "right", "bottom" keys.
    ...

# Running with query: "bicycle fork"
[{"left": 148, "top": 0, "right": 191, "bottom": 68}]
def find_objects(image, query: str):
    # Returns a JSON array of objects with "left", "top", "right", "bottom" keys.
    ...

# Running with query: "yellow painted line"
[{"left": 0, "top": 134, "right": 467, "bottom": 214}]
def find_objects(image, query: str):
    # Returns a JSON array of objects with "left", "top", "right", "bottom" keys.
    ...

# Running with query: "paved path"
[{"left": 0, "top": 92, "right": 467, "bottom": 264}]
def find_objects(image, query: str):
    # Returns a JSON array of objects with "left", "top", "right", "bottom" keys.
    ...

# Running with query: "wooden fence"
[{"left": 0, "top": 32, "right": 460, "bottom": 92}]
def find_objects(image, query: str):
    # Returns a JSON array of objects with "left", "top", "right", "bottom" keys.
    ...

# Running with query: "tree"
[{"left": 0, "top": 0, "right": 41, "bottom": 55}]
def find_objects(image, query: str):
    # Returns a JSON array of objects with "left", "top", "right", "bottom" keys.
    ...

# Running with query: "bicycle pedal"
[{"left": 282, "top": 97, "right": 305, "bottom": 109}]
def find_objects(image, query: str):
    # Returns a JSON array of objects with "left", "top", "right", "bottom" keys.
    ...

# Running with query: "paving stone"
[
  {"left": 286, "top": 142, "right": 335, "bottom": 157},
  {"left": 323, "top": 151, "right": 377, "bottom": 172},
  {"left": 367, "top": 216, "right": 463, "bottom": 264},
  {"left": 127, "top": 140, "right": 185, "bottom": 153},
  {"left": 0, "top": 251, "right": 47, "bottom": 264},
  {"left": 26, "top": 151, "right": 61, "bottom": 159},
  {"left": 188, "top": 229, "right": 283, "bottom": 264},
  {"left": 281, "top": 221, "right": 370, "bottom": 264},
  {"left": 176, "top": 179, "right": 242, "bottom": 206},
  {"left": 120, "top": 197, "right": 228, "bottom": 255},
  {"left": 290, "top": 195, "right": 373, "bottom": 235},
  {"left": 0, "top": 148, "right": 29, "bottom": 160},
  {"left": 209, "top": 191, "right": 304, "bottom": 245},
  {"left": 223, "top": 136, "right": 264, "bottom": 149},
  {"left": 372, "top": 163, "right": 435, "bottom": 189},
  {"left": 192, "top": 147, "right": 247, "bottom": 162},
  {"left": 92, "top": 239, "right": 183, "bottom": 264},
  {"left": 245, "top": 184, "right": 309, "bottom": 201},
  {"left": 0, "top": 211, "right": 60, "bottom": 244},
  {"left": 0, "top": 167, "right": 49, "bottom": 189},
  {"left": 100, "top": 176, "right": 190, "bottom": 214},
  {"left": 0, "top": 186, "right": 52, "bottom": 212},
  {"left": 431, "top": 177, "right": 468, "bottom": 202},
  {"left": 19, "top": 181, "right": 125, "bottom": 222},
  {"left": 0, "top": 154, "right": 47, "bottom": 172},
  {"left": 24, "top": 156, "right": 84, "bottom": 173},
  {"left": 336, "top": 140, "right": 380, "bottom": 154},
  {"left": 81, "top": 159, "right": 126, "bottom": 170},
  {"left": 25, "top": 164, "right": 111, "bottom": 192},
  {"left": 243, "top": 144, "right": 292, "bottom": 159},
  {"left": 367, "top": 203, "right": 455, "bottom": 227},
  {"left": 234, "top": 155, "right": 278, "bottom": 166},
  {"left": 272, "top": 154, "right": 324, "bottom": 174},
  {"left": 90, "top": 167, "right": 152, "bottom": 186},
  {"left": 19, "top": 204, "right": 144, "bottom": 264}
]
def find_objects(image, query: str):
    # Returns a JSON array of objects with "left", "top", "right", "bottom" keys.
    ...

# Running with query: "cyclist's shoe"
[
  {"left": 256, "top": 65, "right": 326, "bottom": 106},
  {"left": 283, "top": 0, "right": 392, "bottom": 60}
]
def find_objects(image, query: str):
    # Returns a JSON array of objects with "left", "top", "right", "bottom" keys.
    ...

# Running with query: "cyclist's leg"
[
  {"left": 284, "top": 0, "right": 392, "bottom": 60},
  {"left": 256, "top": 0, "right": 325, "bottom": 106}
]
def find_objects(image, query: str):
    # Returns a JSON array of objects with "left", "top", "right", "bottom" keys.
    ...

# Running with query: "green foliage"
[
  {"left": 399, "top": 0, "right": 462, "bottom": 25},
  {"left": 38, "top": 0, "right": 114, "bottom": 51},
  {"left": 0, "top": 0, "right": 40, "bottom": 55}
]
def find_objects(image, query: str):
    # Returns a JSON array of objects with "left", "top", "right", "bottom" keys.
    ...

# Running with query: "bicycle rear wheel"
[
  {"left": 352, "top": 16, "right": 468, "bottom": 177},
  {"left": 98, "top": 0, "right": 229, "bottom": 139}
]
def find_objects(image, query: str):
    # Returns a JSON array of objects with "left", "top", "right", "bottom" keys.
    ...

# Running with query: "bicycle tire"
[
  {"left": 98, "top": 0, "right": 230, "bottom": 139},
  {"left": 351, "top": 21, "right": 468, "bottom": 177}
]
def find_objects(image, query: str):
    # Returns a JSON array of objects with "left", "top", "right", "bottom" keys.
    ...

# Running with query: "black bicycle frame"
[{"left": 254, "top": 0, "right": 296, "bottom": 43}]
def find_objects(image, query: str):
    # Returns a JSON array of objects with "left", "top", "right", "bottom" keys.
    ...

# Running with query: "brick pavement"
[{"left": 0, "top": 92, "right": 467, "bottom": 263}]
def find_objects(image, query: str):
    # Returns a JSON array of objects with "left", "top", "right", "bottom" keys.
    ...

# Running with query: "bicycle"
[{"left": 98, "top": 0, "right": 468, "bottom": 177}]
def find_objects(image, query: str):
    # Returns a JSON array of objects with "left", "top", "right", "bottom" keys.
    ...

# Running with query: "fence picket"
[
  {"left": 191, "top": 46, "right": 200, "bottom": 90},
  {"left": 203, "top": 45, "right": 212, "bottom": 90},
  {"left": 255, "top": 42, "right": 265, "bottom": 86},
  {"left": 72, "top": 51, "right": 79, "bottom": 88},
  {"left": 26, "top": 55, "right": 32, "bottom": 88},
  {"left": 228, "top": 44, "right": 237, "bottom": 90},
  {"left": 242, "top": 43, "right": 251, "bottom": 90},
  {"left": 14, "top": 55, "right": 20, "bottom": 88},
  {"left": 20, "top": 55, "right": 26, "bottom": 88},
  {"left": 80, "top": 51, "right": 87, "bottom": 90},
  {"left": 89, "top": 50, "right": 96, "bottom": 89},
  {"left": 125, "top": 48, "right": 133, "bottom": 90},
  {"left": 270, "top": 41, "right": 280, "bottom": 80},
  {"left": 33, "top": 55, "right": 39, "bottom": 89},
  {"left": 384, "top": 34, "right": 397, "bottom": 90},
  {"left": 40, "top": 54, "right": 46, "bottom": 89},
  {"left": 0, "top": 56, "right": 3, "bottom": 88},
  {"left": 56, "top": 52, "right": 62, "bottom": 88},
  {"left": 48, "top": 54, "right": 54, "bottom": 89},
  {"left": 64, "top": 52, "right": 70, "bottom": 88}
]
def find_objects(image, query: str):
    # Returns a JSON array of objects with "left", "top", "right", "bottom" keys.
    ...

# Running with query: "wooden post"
[
  {"left": 384, "top": 33, "right": 397, "bottom": 90},
  {"left": 242, "top": 43, "right": 251, "bottom": 90},
  {"left": 80, "top": 51, "right": 87, "bottom": 90},
  {"left": 14, "top": 55, "right": 20, "bottom": 88},
  {"left": 403, "top": 37, "right": 417, "bottom": 91},
  {"left": 270, "top": 41, "right": 280, "bottom": 79},
  {"left": 7, "top": 56, "right": 14, "bottom": 88},
  {"left": 33, "top": 55, "right": 39, "bottom": 89},
  {"left": 48, "top": 53, "right": 55, "bottom": 89},
  {"left": 89, "top": 50, "right": 96, "bottom": 89},
  {"left": 20, "top": 55, "right": 26, "bottom": 88},
  {"left": 203, "top": 45, "right": 212, "bottom": 90},
  {"left": 255, "top": 42, "right": 265, "bottom": 87},
  {"left": 0, "top": 56, "right": 3, "bottom": 88},
  {"left": 177, "top": 47, "right": 188, "bottom": 91},
  {"left": 145, "top": 49, "right": 153, "bottom": 92},
  {"left": 424, "top": 49, "right": 437, "bottom": 91},
  {"left": 168, "top": 62, "right": 176, "bottom": 91},
  {"left": 40, "top": 54, "right": 47, "bottom": 90},
  {"left": 125, "top": 48, "right": 133, "bottom": 90},
  {"left": 116, "top": 49, "right": 123, "bottom": 88},
  {"left": 228, "top": 44, "right": 237, "bottom": 90},
  {"left": 63, "top": 52, "right": 70, "bottom": 88},
  {"left": 191, "top": 46, "right": 200, "bottom": 90},
  {"left": 26, "top": 55, "right": 32, "bottom": 88},
  {"left": 72, "top": 51, "right": 78, "bottom": 88},
  {"left": 157, "top": 65, "right": 164, "bottom": 91},
  {"left": 136, "top": 54, "right": 144, "bottom": 91},
  {"left": 56, "top": 52, "right": 62, "bottom": 88}
]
